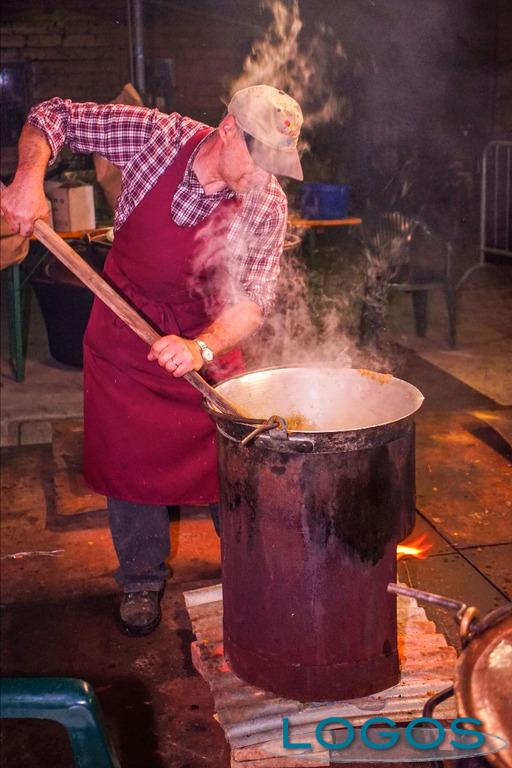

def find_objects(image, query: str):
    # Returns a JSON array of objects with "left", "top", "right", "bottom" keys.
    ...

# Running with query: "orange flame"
[{"left": 396, "top": 534, "right": 432, "bottom": 560}]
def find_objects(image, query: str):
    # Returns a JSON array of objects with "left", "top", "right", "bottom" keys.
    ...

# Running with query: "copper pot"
[{"left": 455, "top": 604, "right": 512, "bottom": 768}]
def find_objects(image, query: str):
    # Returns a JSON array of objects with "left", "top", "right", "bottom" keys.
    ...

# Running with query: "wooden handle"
[
  {"left": 37, "top": 220, "right": 241, "bottom": 415},
  {"left": 33, "top": 218, "right": 161, "bottom": 343},
  {"left": 0, "top": 183, "right": 241, "bottom": 416}
]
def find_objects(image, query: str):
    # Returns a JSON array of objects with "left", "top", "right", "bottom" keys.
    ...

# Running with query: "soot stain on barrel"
[
  {"left": 299, "top": 458, "right": 334, "bottom": 548},
  {"left": 223, "top": 445, "right": 246, "bottom": 545},
  {"left": 297, "top": 445, "right": 402, "bottom": 564},
  {"left": 303, "top": 487, "right": 332, "bottom": 547},
  {"left": 332, "top": 444, "right": 400, "bottom": 564},
  {"left": 230, "top": 469, "right": 259, "bottom": 550}
]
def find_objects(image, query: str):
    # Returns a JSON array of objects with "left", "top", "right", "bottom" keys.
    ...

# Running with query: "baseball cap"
[{"left": 227, "top": 85, "right": 304, "bottom": 181}]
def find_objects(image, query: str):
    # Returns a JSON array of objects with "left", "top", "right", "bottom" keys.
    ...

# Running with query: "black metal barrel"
[{"left": 206, "top": 366, "right": 423, "bottom": 702}]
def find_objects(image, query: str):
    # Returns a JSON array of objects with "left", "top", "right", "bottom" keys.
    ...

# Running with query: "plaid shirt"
[{"left": 28, "top": 98, "right": 288, "bottom": 314}]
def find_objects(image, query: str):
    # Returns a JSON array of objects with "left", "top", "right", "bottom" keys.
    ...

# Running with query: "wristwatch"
[{"left": 194, "top": 338, "right": 214, "bottom": 364}]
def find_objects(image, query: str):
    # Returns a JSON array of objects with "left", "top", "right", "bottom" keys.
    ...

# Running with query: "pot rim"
[{"left": 207, "top": 364, "right": 424, "bottom": 435}]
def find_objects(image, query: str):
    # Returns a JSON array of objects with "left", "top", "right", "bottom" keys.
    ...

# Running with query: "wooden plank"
[
  {"left": 232, "top": 741, "right": 330, "bottom": 767},
  {"left": 184, "top": 583, "right": 223, "bottom": 608},
  {"left": 232, "top": 755, "right": 329, "bottom": 768},
  {"left": 288, "top": 217, "right": 363, "bottom": 228}
]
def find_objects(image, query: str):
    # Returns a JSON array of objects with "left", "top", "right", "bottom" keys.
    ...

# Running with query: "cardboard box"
[{"left": 44, "top": 181, "right": 96, "bottom": 232}]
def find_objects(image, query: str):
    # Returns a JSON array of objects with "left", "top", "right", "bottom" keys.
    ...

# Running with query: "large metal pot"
[{"left": 206, "top": 366, "right": 424, "bottom": 702}]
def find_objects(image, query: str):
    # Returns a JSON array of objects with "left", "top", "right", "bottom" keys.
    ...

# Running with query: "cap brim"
[{"left": 249, "top": 137, "right": 303, "bottom": 181}]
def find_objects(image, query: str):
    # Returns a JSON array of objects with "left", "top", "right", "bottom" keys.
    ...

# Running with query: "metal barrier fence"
[
  {"left": 458, "top": 140, "right": 511, "bottom": 288},
  {"left": 481, "top": 140, "right": 512, "bottom": 261}
]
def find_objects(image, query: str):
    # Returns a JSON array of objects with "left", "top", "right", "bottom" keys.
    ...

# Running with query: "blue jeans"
[{"left": 107, "top": 497, "right": 220, "bottom": 592}]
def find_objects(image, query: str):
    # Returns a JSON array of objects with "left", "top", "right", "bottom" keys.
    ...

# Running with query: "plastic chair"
[
  {"left": 359, "top": 211, "right": 456, "bottom": 348},
  {"left": 0, "top": 677, "right": 120, "bottom": 768}
]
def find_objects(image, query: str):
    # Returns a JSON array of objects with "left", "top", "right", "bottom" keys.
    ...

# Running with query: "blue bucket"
[{"left": 300, "top": 183, "right": 351, "bottom": 220}]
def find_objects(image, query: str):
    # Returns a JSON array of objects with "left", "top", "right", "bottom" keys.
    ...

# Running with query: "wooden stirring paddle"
[{"left": 0, "top": 182, "right": 241, "bottom": 417}]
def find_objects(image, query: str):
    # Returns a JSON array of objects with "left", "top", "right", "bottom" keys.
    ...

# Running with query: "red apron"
[{"left": 83, "top": 129, "right": 243, "bottom": 505}]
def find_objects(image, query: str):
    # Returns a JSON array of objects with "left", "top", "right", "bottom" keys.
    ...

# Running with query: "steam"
[
  {"left": 189, "top": 213, "right": 402, "bottom": 377},
  {"left": 190, "top": 210, "right": 252, "bottom": 320},
  {"left": 230, "top": 0, "right": 348, "bottom": 137},
  {"left": 358, "top": 237, "right": 409, "bottom": 350},
  {"left": 245, "top": 242, "right": 353, "bottom": 369},
  {"left": 245, "top": 241, "right": 402, "bottom": 374},
  {"left": 188, "top": 0, "right": 402, "bottom": 377},
  {"left": 225, "top": 0, "right": 365, "bottom": 369}
]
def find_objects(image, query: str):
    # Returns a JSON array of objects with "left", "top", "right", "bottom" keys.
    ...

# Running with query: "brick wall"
[
  {"left": 0, "top": 1, "right": 130, "bottom": 105},
  {"left": 3, "top": 0, "right": 506, "bottom": 160},
  {"left": 144, "top": 8, "right": 258, "bottom": 124},
  {"left": 3, "top": 0, "right": 506, "bottom": 133},
  {"left": 0, "top": 0, "right": 257, "bottom": 124}
]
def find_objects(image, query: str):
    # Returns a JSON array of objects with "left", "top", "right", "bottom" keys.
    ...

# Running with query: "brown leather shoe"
[{"left": 120, "top": 589, "right": 162, "bottom": 636}]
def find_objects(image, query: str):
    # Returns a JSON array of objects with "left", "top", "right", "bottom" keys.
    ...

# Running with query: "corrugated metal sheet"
[{"left": 184, "top": 583, "right": 458, "bottom": 766}]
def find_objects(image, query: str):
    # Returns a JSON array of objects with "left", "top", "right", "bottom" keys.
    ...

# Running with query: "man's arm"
[
  {"left": 1, "top": 98, "right": 165, "bottom": 236},
  {"left": 0, "top": 124, "right": 52, "bottom": 236},
  {"left": 26, "top": 98, "right": 159, "bottom": 167},
  {"left": 148, "top": 300, "right": 263, "bottom": 377},
  {"left": 231, "top": 179, "right": 288, "bottom": 317},
  {"left": 148, "top": 181, "right": 288, "bottom": 377}
]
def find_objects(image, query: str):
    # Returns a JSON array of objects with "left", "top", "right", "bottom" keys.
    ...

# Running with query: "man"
[{"left": 1, "top": 85, "right": 303, "bottom": 635}]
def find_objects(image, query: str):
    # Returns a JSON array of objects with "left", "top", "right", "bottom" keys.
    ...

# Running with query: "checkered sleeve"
[
  {"left": 237, "top": 181, "right": 288, "bottom": 316},
  {"left": 27, "top": 98, "right": 176, "bottom": 168}
]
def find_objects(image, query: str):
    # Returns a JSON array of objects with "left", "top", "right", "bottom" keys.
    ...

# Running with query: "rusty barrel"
[{"left": 205, "top": 366, "right": 424, "bottom": 702}]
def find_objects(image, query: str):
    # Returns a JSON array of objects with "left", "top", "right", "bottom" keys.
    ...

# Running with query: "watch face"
[{"left": 196, "top": 339, "right": 214, "bottom": 363}]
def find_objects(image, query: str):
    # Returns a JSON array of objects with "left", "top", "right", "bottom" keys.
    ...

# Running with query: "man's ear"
[{"left": 218, "top": 113, "right": 238, "bottom": 144}]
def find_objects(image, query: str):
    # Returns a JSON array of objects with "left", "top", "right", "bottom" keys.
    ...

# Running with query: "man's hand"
[
  {"left": 148, "top": 335, "right": 204, "bottom": 377},
  {"left": 1, "top": 123, "right": 53, "bottom": 236},
  {"left": 0, "top": 178, "right": 50, "bottom": 237},
  {"left": 148, "top": 300, "right": 262, "bottom": 379}
]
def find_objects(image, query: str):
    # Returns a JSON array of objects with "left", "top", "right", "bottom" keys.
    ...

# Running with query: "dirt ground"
[
  {"left": 1, "top": 347, "right": 511, "bottom": 767},
  {"left": 1, "top": 245, "right": 511, "bottom": 767}
]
